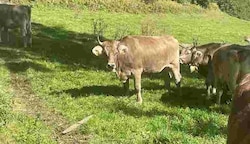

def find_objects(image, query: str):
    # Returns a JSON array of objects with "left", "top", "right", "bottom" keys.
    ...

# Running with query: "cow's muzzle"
[
  {"left": 179, "top": 58, "right": 184, "bottom": 64},
  {"left": 107, "top": 63, "right": 116, "bottom": 72}
]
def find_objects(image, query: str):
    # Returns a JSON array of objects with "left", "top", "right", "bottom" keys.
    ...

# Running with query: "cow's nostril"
[{"left": 107, "top": 63, "right": 115, "bottom": 69}]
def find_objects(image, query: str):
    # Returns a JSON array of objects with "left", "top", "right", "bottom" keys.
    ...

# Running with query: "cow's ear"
[
  {"left": 92, "top": 46, "right": 103, "bottom": 56},
  {"left": 118, "top": 45, "right": 128, "bottom": 54}
]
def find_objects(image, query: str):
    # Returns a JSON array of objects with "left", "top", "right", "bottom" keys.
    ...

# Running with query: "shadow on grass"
[
  {"left": 0, "top": 46, "right": 51, "bottom": 73},
  {"left": 6, "top": 61, "right": 51, "bottom": 73},
  {"left": 53, "top": 78, "right": 172, "bottom": 98},
  {"left": 29, "top": 22, "right": 108, "bottom": 71},
  {"left": 52, "top": 85, "right": 131, "bottom": 97},
  {"left": 161, "top": 86, "right": 231, "bottom": 114},
  {"left": 113, "top": 100, "right": 183, "bottom": 118},
  {"left": 161, "top": 86, "right": 212, "bottom": 109},
  {"left": 0, "top": 22, "right": 109, "bottom": 73}
]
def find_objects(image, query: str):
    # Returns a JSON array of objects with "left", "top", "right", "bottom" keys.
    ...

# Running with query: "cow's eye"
[{"left": 104, "top": 50, "right": 109, "bottom": 56}]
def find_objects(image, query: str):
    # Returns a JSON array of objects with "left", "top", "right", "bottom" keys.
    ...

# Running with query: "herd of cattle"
[
  {"left": 1, "top": 2, "right": 250, "bottom": 144},
  {"left": 92, "top": 36, "right": 250, "bottom": 143}
]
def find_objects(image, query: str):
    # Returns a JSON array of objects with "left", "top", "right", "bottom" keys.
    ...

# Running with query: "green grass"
[
  {"left": 0, "top": 56, "right": 54, "bottom": 143},
  {"left": 1, "top": 4, "right": 250, "bottom": 143},
  {"left": 32, "top": 5, "right": 250, "bottom": 44}
]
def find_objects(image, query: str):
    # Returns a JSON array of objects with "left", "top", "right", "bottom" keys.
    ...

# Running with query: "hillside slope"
[{"left": 1, "top": 4, "right": 250, "bottom": 143}]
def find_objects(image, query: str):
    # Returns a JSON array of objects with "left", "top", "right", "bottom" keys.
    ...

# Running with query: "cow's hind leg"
[
  {"left": 206, "top": 62, "right": 215, "bottom": 100},
  {"left": 26, "top": 21, "right": 32, "bottom": 47},
  {"left": 133, "top": 69, "right": 143, "bottom": 104},
  {"left": 214, "top": 77, "right": 223, "bottom": 105},
  {"left": 170, "top": 63, "right": 182, "bottom": 95},
  {"left": 163, "top": 69, "right": 171, "bottom": 92}
]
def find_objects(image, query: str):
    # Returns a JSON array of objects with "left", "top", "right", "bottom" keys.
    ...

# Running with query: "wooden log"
[{"left": 62, "top": 115, "right": 93, "bottom": 135}]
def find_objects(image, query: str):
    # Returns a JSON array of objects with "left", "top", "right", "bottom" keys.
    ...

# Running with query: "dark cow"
[
  {"left": 0, "top": 4, "right": 32, "bottom": 47},
  {"left": 179, "top": 42, "right": 229, "bottom": 98},
  {"left": 92, "top": 35, "right": 182, "bottom": 103},
  {"left": 211, "top": 44, "right": 250, "bottom": 104},
  {"left": 227, "top": 74, "right": 250, "bottom": 144}
]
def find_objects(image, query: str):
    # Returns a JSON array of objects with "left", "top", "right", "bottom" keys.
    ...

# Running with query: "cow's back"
[
  {"left": 0, "top": 4, "right": 12, "bottom": 23},
  {"left": 197, "top": 43, "right": 230, "bottom": 65},
  {"left": 0, "top": 4, "right": 31, "bottom": 27},
  {"left": 202, "top": 43, "right": 229, "bottom": 58},
  {"left": 228, "top": 74, "right": 250, "bottom": 144},
  {"left": 212, "top": 46, "right": 232, "bottom": 82},
  {"left": 120, "top": 35, "right": 179, "bottom": 72},
  {"left": 213, "top": 45, "right": 250, "bottom": 92}
]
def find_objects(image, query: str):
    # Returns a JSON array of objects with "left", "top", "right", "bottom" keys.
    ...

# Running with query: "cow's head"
[
  {"left": 190, "top": 48, "right": 203, "bottom": 66},
  {"left": 92, "top": 36, "right": 120, "bottom": 71},
  {"left": 115, "top": 44, "right": 131, "bottom": 83},
  {"left": 179, "top": 43, "right": 204, "bottom": 73},
  {"left": 179, "top": 44, "right": 194, "bottom": 64}
]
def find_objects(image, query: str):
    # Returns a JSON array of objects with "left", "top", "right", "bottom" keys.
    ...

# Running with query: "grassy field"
[{"left": 1, "top": 4, "right": 250, "bottom": 143}]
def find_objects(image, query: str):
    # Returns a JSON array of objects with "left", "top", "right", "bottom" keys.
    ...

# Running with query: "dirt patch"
[{"left": 11, "top": 73, "right": 91, "bottom": 144}]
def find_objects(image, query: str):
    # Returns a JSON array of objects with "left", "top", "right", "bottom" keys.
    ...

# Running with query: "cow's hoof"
[
  {"left": 206, "top": 95, "right": 211, "bottom": 100},
  {"left": 137, "top": 99, "right": 142, "bottom": 104}
]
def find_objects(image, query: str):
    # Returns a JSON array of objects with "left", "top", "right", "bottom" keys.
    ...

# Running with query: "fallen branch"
[{"left": 62, "top": 115, "right": 94, "bottom": 135}]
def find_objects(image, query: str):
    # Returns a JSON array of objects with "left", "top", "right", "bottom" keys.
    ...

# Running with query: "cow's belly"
[
  {"left": 4, "top": 19, "right": 19, "bottom": 28},
  {"left": 143, "top": 63, "right": 171, "bottom": 73}
]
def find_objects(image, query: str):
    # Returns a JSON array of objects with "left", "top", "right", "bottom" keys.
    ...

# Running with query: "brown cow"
[
  {"left": 211, "top": 44, "right": 250, "bottom": 104},
  {"left": 92, "top": 35, "right": 182, "bottom": 103},
  {"left": 179, "top": 42, "right": 229, "bottom": 98},
  {"left": 227, "top": 74, "right": 250, "bottom": 144}
]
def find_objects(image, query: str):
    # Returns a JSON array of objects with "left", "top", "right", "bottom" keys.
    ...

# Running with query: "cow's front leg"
[
  {"left": 217, "top": 89, "right": 223, "bottom": 105},
  {"left": 164, "top": 70, "right": 171, "bottom": 92},
  {"left": 206, "top": 66, "right": 213, "bottom": 99},
  {"left": 133, "top": 69, "right": 143, "bottom": 104},
  {"left": 123, "top": 78, "right": 129, "bottom": 96},
  {"left": 3, "top": 27, "right": 9, "bottom": 43},
  {"left": 27, "top": 21, "right": 32, "bottom": 47},
  {"left": 214, "top": 77, "right": 223, "bottom": 105}
]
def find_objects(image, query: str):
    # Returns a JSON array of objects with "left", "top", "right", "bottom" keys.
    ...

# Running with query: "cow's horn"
[
  {"left": 97, "top": 35, "right": 103, "bottom": 45},
  {"left": 192, "top": 38, "right": 198, "bottom": 47},
  {"left": 179, "top": 44, "right": 185, "bottom": 49}
]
